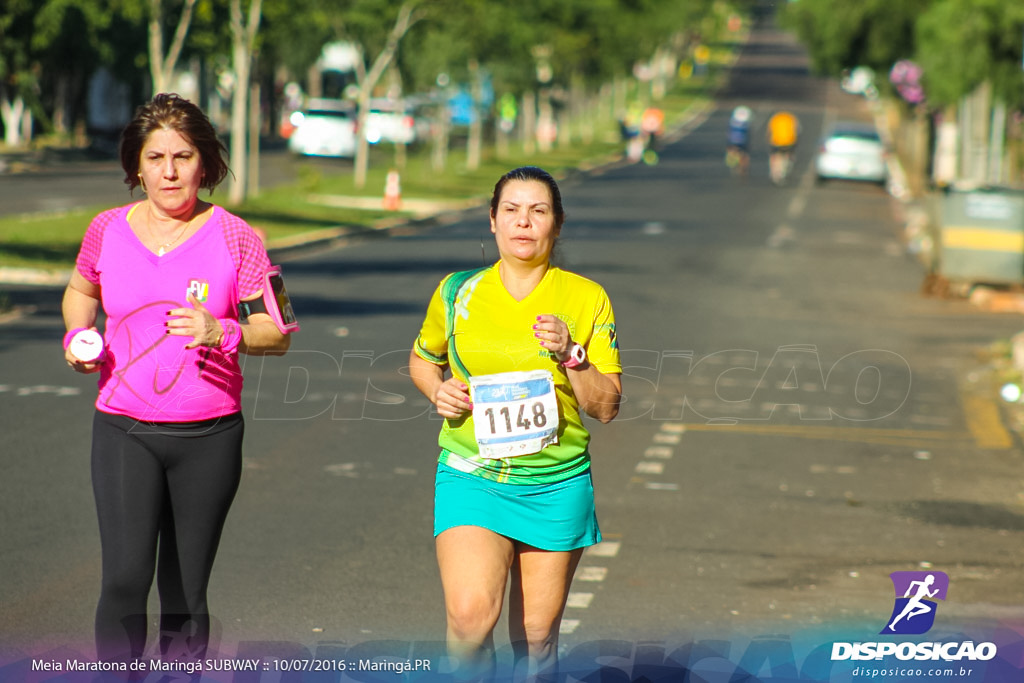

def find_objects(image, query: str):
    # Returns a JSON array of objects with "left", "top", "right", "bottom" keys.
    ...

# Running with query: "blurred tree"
[
  {"left": 0, "top": 0, "right": 39, "bottom": 145},
  {"left": 350, "top": 1, "right": 423, "bottom": 189},
  {"left": 260, "top": 0, "right": 334, "bottom": 87},
  {"left": 916, "top": 0, "right": 1024, "bottom": 108},
  {"left": 398, "top": 0, "right": 713, "bottom": 169},
  {"left": 138, "top": 0, "right": 199, "bottom": 95},
  {"left": 781, "top": 0, "right": 931, "bottom": 79},
  {"left": 30, "top": 0, "right": 113, "bottom": 136},
  {"left": 917, "top": 0, "right": 1024, "bottom": 186},
  {"left": 227, "top": 0, "right": 263, "bottom": 204}
]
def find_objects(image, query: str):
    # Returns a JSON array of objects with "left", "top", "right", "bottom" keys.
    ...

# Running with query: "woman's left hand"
[
  {"left": 166, "top": 293, "right": 226, "bottom": 349},
  {"left": 533, "top": 314, "right": 573, "bottom": 362}
]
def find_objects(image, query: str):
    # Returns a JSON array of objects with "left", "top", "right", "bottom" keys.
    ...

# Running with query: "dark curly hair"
[{"left": 119, "top": 93, "right": 230, "bottom": 195}]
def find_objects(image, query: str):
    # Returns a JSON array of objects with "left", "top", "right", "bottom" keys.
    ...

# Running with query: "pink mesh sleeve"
[
  {"left": 75, "top": 209, "right": 119, "bottom": 285},
  {"left": 220, "top": 210, "right": 272, "bottom": 300}
]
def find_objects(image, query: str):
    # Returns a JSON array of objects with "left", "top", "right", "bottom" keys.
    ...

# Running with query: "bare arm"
[
  {"left": 238, "top": 311, "right": 291, "bottom": 355},
  {"left": 408, "top": 349, "right": 473, "bottom": 419},
  {"left": 534, "top": 314, "right": 622, "bottom": 423},
  {"left": 565, "top": 364, "right": 622, "bottom": 424},
  {"left": 61, "top": 270, "right": 103, "bottom": 373}
]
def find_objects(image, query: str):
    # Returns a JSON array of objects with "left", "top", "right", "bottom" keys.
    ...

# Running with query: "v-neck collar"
[
  {"left": 493, "top": 260, "right": 554, "bottom": 304},
  {"left": 124, "top": 202, "right": 217, "bottom": 265}
]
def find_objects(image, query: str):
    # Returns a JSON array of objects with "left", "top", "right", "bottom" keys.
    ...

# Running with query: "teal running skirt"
[{"left": 433, "top": 461, "right": 601, "bottom": 551}]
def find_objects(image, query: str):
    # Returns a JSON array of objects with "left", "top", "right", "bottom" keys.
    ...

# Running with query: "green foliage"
[
  {"left": 0, "top": 1, "right": 36, "bottom": 92},
  {"left": 0, "top": 59, "right": 724, "bottom": 271},
  {"left": 916, "top": 0, "right": 1024, "bottom": 107},
  {"left": 782, "top": 0, "right": 930, "bottom": 77},
  {"left": 399, "top": 0, "right": 718, "bottom": 98},
  {"left": 783, "top": 0, "right": 1024, "bottom": 107}
]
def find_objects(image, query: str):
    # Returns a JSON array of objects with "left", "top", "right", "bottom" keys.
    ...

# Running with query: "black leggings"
[{"left": 91, "top": 410, "right": 243, "bottom": 664}]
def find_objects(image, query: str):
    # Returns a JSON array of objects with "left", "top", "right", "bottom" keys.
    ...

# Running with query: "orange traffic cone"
[{"left": 383, "top": 170, "right": 401, "bottom": 211}]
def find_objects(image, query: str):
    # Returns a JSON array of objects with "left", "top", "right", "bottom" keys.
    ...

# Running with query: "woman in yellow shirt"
[{"left": 409, "top": 166, "right": 622, "bottom": 680}]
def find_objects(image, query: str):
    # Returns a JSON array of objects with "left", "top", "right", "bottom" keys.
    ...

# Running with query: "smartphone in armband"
[{"left": 238, "top": 266, "right": 300, "bottom": 334}]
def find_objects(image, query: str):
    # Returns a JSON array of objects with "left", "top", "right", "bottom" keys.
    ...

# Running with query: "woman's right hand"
[
  {"left": 65, "top": 346, "right": 102, "bottom": 374},
  {"left": 433, "top": 377, "right": 473, "bottom": 419}
]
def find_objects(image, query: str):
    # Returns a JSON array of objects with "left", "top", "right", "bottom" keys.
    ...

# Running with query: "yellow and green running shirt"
[{"left": 414, "top": 263, "right": 621, "bottom": 484}]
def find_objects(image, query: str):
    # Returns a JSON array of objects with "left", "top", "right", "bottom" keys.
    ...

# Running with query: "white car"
[
  {"left": 815, "top": 122, "right": 888, "bottom": 185},
  {"left": 363, "top": 99, "right": 417, "bottom": 146},
  {"left": 287, "top": 100, "right": 357, "bottom": 158}
]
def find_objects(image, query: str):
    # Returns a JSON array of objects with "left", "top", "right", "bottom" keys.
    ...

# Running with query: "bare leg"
[
  {"left": 507, "top": 545, "right": 584, "bottom": 682},
  {"left": 436, "top": 526, "right": 515, "bottom": 681}
]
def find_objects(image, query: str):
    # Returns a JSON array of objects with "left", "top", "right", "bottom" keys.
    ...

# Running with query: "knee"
[
  {"left": 100, "top": 567, "right": 151, "bottom": 608},
  {"left": 519, "top": 617, "right": 560, "bottom": 657},
  {"left": 446, "top": 590, "right": 502, "bottom": 642}
]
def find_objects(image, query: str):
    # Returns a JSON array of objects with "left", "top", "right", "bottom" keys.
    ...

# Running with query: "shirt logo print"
[{"left": 188, "top": 279, "right": 209, "bottom": 302}]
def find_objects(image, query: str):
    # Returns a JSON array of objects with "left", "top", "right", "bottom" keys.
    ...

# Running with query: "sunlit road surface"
[{"left": 3, "top": 10, "right": 1024, "bottom": 679}]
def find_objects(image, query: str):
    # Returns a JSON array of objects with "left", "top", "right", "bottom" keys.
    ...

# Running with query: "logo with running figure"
[{"left": 881, "top": 571, "right": 949, "bottom": 635}]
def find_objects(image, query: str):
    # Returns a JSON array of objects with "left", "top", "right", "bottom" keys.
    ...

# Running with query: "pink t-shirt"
[{"left": 76, "top": 203, "right": 270, "bottom": 422}]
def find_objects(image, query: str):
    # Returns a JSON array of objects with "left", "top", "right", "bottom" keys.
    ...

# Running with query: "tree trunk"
[
  {"left": 466, "top": 59, "right": 482, "bottom": 171},
  {"left": 228, "top": 0, "right": 263, "bottom": 206},
  {"left": 52, "top": 75, "right": 69, "bottom": 135},
  {"left": 353, "top": 2, "right": 420, "bottom": 189},
  {"left": 0, "top": 92, "right": 26, "bottom": 146},
  {"left": 431, "top": 100, "right": 449, "bottom": 173},
  {"left": 148, "top": 0, "right": 197, "bottom": 96},
  {"left": 354, "top": 91, "right": 371, "bottom": 189},
  {"left": 932, "top": 106, "right": 958, "bottom": 188},
  {"left": 521, "top": 91, "right": 536, "bottom": 155},
  {"left": 248, "top": 81, "right": 261, "bottom": 198},
  {"left": 960, "top": 82, "right": 991, "bottom": 186},
  {"left": 988, "top": 99, "right": 1006, "bottom": 186}
]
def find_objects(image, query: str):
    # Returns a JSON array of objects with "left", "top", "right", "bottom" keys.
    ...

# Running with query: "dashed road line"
[
  {"left": 679, "top": 422, "right": 974, "bottom": 447},
  {"left": 585, "top": 541, "right": 621, "bottom": 558},
  {"left": 644, "top": 446, "right": 674, "bottom": 459},
  {"left": 635, "top": 461, "right": 665, "bottom": 475},
  {"left": 576, "top": 567, "right": 608, "bottom": 582},
  {"left": 565, "top": 593, "right": 594, "bottom": 609}
]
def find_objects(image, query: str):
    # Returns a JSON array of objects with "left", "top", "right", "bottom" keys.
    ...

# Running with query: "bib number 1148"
[
  {"left": 484, "top": 400, "right": 548, "bottom": 434},
  {"left": 470, "top": 370, "right": 559, "bottom": 459}
]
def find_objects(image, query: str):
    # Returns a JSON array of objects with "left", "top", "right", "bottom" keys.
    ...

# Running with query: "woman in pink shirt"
[{"left": 61, "top": 94, "right": 292, "bottom": 668}]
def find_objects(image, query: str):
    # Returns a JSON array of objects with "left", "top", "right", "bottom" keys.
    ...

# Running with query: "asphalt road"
[
  {"left": 0, "top": 142, "right": 346, "bottom": 218},
  {"left": 3, "top": 15, "right": 1024, "bottom": 683}
]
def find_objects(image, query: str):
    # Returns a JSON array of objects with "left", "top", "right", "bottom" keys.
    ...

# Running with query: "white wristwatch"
[{"left": 561, "top": 342, "right": 587, "bottom": 369}]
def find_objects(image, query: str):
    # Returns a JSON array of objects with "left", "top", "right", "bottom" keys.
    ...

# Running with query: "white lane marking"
[
  {"left": 565, "top": 593, "right": 594, "bottom": 609},
  {"left": 768, "top": 224, "right": 796, "bottom": 248},
  {"left": 14, "top": 385, "right": 81, "bottom": 397},
  {"left": 325, "top": 463, "right": 359, "bottom": 477},
  {"left": 560, "top": 619, "right": 580, "bottom": 634},
  {"left": 644, "top": 446, "right": 674, "bottom": 459},
  {"left": 586, "top": 541, "right": 621, "bottom": 557},
  {"left": 636, "top": 461, "right": 665, "bottom": 475},
  {"left": 653, "top": 432, "right": 681, "bottom": 444},
  {"left": 660, "top": 423, "right": 687, "bottom": 433},
  {"left": 810, "top": 464, "right": 857, "bottom": 475},
  {"left": 787, "top": 193, "right": 808, "bottom": 218},
  {"left": 577, "top": 567, "right": 608, "bottom": 582},
  {"left": 645, "top": 482, "right": 680, "bottom": 491}
]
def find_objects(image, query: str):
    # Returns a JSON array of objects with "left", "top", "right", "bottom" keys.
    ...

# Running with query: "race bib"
[{"left": 470, "top": 370, "right": 559, "bottom": 459}]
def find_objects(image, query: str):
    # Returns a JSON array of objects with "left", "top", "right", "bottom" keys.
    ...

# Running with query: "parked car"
[
  {"left": 287, "top": 99, "right": 357, "bottom": 158},
  {"left": 364, "top": 99, "right": 417, "bottom": 146},
  {"left": 815, "top": 122, "right": 888, "bottom": 185}
]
